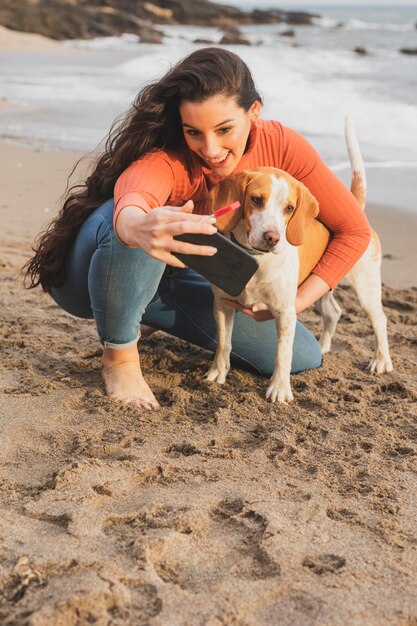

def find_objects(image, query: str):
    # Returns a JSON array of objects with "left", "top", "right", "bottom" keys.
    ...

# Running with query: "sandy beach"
[{"left": 1, "top": 25, "right": 417, "bottom": 626}]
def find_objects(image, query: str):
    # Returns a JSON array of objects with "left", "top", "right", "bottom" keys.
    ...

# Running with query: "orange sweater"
[{"left": 114, "top": 119, "right": 371, "bottom": 289}]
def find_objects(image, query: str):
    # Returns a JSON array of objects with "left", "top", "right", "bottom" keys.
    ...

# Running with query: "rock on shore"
[{"left": 0, "top": 0, "right": 319, "bottom": 42}]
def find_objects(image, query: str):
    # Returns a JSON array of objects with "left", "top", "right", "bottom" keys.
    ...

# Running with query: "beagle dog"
[{"left": 206, "top": 118, "right": 393, "bottom": 402}]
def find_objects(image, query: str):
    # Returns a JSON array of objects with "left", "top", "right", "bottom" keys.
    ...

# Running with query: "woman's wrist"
[
  {"left": 115, "top": 205, "right": 147, "bottom": 247},
  {"left": 296, "top": 274, "right": 331, "bottom": 314}
]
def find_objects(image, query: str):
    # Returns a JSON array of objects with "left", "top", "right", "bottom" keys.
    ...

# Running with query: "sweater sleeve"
[
  {"left": 280, "top": 125, "right": 371, "bottom": 289},
  {"left": 113, "top": 152, "right": 176, "bottom": 230}
]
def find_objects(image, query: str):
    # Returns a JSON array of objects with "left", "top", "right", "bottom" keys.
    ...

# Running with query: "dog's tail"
[{"left": 345, "top": 115, "right": 367, "bottom": 210}]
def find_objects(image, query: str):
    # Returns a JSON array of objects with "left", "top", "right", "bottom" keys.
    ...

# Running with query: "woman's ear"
[
  {"left": 249, "top": 100, "right": 262, "bottom": 120},
  {"left": 286, "top": 181, "right": 319, "bottom": 246}
]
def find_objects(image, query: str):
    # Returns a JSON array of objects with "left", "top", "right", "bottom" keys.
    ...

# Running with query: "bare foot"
[{"left": 102, "top": 347, "right": 160, "bottom": 410}]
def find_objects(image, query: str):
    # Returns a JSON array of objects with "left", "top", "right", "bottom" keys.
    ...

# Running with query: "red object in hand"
[{"left": 212, "top": 201, "right": 241, "bottom": 218}]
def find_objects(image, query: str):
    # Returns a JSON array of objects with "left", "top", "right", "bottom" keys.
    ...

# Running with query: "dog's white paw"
[
  {"left": 319, "top": 342, "right": 331, "bottom": 355},
  {"left": 205, "top": 363, "right": 229, "bottom": 384},
  {"left": 369, "top": 355, "right": 393, "bottom": 374},
  {"left": 319, "top": 333, "right": 332, "bottom": 355},
  {"left": 265, "top": 379, "right": 294, "bottom": 403}
]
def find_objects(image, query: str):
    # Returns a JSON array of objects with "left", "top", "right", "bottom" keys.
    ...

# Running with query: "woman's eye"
[
  {"left": 251, "top": 196, "right": 263, "bottom": 207},
  {"left": 218, "top": 127, "right": 231, "bottom": 134},
  {"left": 186, "top": 130, "right": 200, "bottom": 137}
]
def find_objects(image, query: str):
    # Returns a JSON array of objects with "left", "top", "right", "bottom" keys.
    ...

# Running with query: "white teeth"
[{"left": 207, "top": 151, "right": 229, "bottom": 163}]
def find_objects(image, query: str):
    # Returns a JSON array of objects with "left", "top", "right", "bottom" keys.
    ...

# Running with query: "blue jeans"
[{"left": 51, "top": 199, "right": 322, "bottom": 376}]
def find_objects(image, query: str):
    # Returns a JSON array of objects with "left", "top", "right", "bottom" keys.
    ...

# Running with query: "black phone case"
[{"left": 173, "top": 231, "right": 258, "bottom": 297}]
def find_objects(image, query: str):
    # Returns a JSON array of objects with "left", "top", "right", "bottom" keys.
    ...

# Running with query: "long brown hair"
[{"left": 24, "top": 47, "right": 263, "bottom": 293}]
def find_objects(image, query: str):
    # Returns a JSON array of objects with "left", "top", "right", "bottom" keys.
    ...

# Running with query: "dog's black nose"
[{"left": 263, "top": 230, "right": 280, "bottom": 246}]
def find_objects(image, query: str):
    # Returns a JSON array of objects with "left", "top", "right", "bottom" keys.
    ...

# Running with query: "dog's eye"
[
  {"left": 251, "top": 196, "right": 263, "bottom": 207},
  {"left": 286, "top": 204, "right": 295, "bottom": 213}
]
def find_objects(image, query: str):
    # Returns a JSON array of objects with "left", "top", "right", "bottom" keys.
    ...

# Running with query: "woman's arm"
[
  {"left": 113, "top": 151, "right": 219, "bottom": 266},
  {"left": 295, "top": 273, "right": 330, "bottom": 313},
  {"left": 281, "top": 125, "right": 371, "bottom": 290},
  {"left": 222, "top": 273, "right": 329, "bottom": 321}
]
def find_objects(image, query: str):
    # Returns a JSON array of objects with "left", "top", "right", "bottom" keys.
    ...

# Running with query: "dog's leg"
[
  {"left": 266, "top": 308, "right": 296, "bottom": 403},
  {"left": 206, "top": 296, "right": 235, "bottom": 384},
  {"left": 318, "top": 290, "right": 342, "bottom": 354},
  {"left": 345, "top": 239, "right": 393, "bottom": 373}
]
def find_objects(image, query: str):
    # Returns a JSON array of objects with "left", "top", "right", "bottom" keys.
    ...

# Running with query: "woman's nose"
[{"left": 202, "top": 136, "right": 221, "bottom": 158}]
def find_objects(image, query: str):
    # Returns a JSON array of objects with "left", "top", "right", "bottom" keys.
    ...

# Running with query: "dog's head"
[{"left": 208, "top": 167, "right": 319, "bottom": 254}]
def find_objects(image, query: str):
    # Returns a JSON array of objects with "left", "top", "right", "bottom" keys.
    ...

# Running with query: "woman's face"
[{"left": 179, "top": 94, "right": 260, "bottom": 176}]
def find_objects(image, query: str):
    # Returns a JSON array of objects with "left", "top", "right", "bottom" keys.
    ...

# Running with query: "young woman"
[{"left": 24, "top": 47, "right": 371, "bottom": 410}]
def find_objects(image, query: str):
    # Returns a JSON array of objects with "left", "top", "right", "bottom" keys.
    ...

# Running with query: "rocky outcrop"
[
  {"left": 0, "top": 0, "right": 319, "bottom": 41},
  {"left": 0, "top": 0, "right": 164, "bottom": 41},
  {"left": 400, "top": 47, "right": 417, "bottom": 55},
  {"left": 280, "top": 30, "right": 296, "bottom": 38},
  {"left": 219, "top": 25, "right": 250, "bottom": 46}
]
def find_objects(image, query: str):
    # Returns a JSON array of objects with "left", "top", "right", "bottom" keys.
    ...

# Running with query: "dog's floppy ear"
[
  {"left": 208, "top": 174, "right": 244, "bottom": 232},
  {"left": 208, "top": 170, "right": 259, "bottom": 233},
  {"left": 286, "top": 181, "right": 319, "bottom": 246}
]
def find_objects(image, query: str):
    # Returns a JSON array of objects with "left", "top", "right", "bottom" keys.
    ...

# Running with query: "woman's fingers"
[
  {"left": 141, "top": 243, "right": 187, "bottom": 268},
  {"left": 146, "top": 207, "right": 218, "bottom": 256},
  {"left": 128, "top": 201, "right": 220, "bottom": 262},
  {"left": 166, "top": 219, "right": 217, "bottom": 237},
  {"left": 159, "top": 210, "right": 216, "bottom": 227},
  {"left": 150, "top": 235, "right": 217, "bottom": 258},
  {"left": 159, "top": 253, "right": 187, "bottom": 268},
  {"left": 169, "top": 238, "right": 218, "bottom": 257},
  {"left": 164, "top": 200, "right": 194, "bottom": 212},
  {"left": 144, "top": 236, "right": 216, "bottom": 266},
  {"left": 170, "top": 199, "right": 194, "bottom": 213},
  {"left": 222, "top": 298, "right": 249, "bottom": 313},
  {"left": 221, "top": 299, "right": 274, "bottom": 322}
]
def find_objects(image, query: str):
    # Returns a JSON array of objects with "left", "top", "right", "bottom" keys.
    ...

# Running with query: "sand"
[
  {"left": 0, "top": 25, "right": 64, "bottom": 52},
  {"left": 1, "top": 16, "right": 417, "bottom": 618}
]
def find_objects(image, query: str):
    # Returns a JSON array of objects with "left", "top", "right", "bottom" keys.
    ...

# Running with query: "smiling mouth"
[{"left": 204, "top": 151, "right": 231, "bottom": 167}]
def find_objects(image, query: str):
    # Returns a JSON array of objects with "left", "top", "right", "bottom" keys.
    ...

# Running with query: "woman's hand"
[
  {"left": 221, "top": 298, "right": 274, "bottom": 322},
  {"left": 115, "top": 200, "right": 218, "bottom": 268},
  {"left": 223, "top": 273, "right": 331, "bottom": 319}
]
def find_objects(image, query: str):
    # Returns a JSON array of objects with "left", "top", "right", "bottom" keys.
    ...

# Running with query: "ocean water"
[{"left": 0, "top": 5, "right": 416, "bottom": 211}]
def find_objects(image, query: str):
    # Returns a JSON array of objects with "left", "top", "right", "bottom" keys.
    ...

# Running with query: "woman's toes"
[{"left": 102, "top": 361, "right": 159, "bottom": 409}]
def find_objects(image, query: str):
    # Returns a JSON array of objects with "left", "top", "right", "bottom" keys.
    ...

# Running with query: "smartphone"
[{"left": 173, "top": 231, "right": 259, "bottom": 297}]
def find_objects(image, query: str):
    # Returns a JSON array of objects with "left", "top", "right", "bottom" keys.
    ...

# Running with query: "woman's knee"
[
  {"left": 228, "top": 318, "right": 322, "bottom": 377},
  {"left": 291, "top": 321, "right": 322, "bottom": 374}
]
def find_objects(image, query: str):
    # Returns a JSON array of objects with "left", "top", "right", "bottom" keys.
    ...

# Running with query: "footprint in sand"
[
  {"left": 121, "top": 497, "right": 281, "bottom": 593},
  {"left": 302, "top": 553, "right": 346, "bottom": 575}
]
